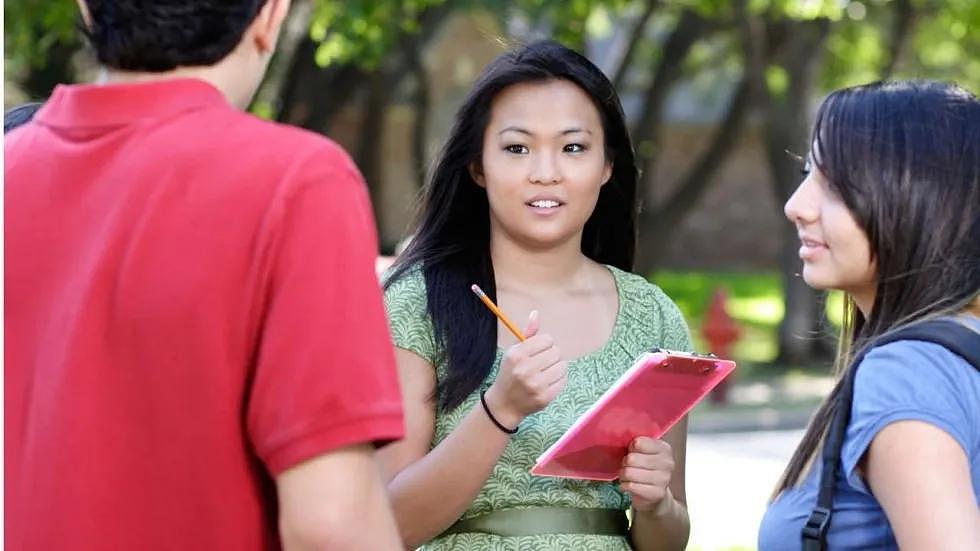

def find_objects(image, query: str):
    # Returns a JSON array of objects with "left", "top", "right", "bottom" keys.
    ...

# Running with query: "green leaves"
[
  {"left": 4, "top": 0, "right": 79, "bottom": 76},
  {"left": 308, "top": 0, "right": 449, "bottom": 68},
  {"left": 5, "top": 0, "right": 976, "bottom": 94},
  {"left": 909, "top": 0, "right": 980, "bottom": 91},
  {"left": 301, "top": 0, "right": 642, "bottom": 68},
  {"left": 822, "top": 15, "right": 887, "bottom": 89}
]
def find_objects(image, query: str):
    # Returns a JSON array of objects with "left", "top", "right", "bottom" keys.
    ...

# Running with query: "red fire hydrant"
[{"left": 702, "top": 288, "right": 741, "bottom": 404}]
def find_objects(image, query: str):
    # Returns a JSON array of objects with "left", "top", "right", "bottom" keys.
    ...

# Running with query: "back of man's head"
[{"left": 81, "top": 1, "right": 267, "bottom": 72}]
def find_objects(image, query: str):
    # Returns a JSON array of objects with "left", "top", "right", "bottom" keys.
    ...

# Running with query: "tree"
[
  {"left": 7, "top": 0, "right": 978, "bottom": 361},
  {"left": 270, "top": 0, "right": 456, "bottom": 247},
  {"left": 4, "top": 1, "right": 80, "bottom": 102},
  {"left": 754, "top": 0, "right": 980, "bottom": 362}
]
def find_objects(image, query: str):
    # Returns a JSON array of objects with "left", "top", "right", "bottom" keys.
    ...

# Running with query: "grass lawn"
[{"left": 650, "top": 270, "right": 843, "bottom": 377}]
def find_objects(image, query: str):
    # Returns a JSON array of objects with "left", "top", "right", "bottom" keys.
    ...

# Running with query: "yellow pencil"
[{"left": 470, "top": 284, "right": 526, "bottom": 342}]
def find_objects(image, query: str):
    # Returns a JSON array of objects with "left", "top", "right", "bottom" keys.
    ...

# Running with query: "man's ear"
[
  {"left": 75, "top": 0, "right": 93, "bottom": 29},
  {"left": 469, "top": 161, "right": 487, "bottom": 188},
  {"left": 251, "top": 0, "right": 291, "bottom": 54}
]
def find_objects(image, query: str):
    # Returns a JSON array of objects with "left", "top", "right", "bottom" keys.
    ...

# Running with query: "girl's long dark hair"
[
  {"left": 775, "top": 80, "right": 980, "bottom": 495},
  {"left": 385, "top": 40, "right": 639, "bottom": 411}
]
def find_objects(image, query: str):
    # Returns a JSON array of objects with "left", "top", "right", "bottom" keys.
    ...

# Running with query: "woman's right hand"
[{"left": 483, "top": 310, "right": 568, "bottom": 429}]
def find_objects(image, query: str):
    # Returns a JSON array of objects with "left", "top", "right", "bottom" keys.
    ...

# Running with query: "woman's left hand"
[{"left": 619, "top": 436, "right": 676, "bottom": 515}]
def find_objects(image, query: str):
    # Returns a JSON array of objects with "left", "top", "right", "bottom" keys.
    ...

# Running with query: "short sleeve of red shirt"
[{"left": 246, "top": 148, "right": 404, "bottom": 475}]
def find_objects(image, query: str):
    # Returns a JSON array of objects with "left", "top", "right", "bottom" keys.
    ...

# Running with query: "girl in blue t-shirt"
[{"left": 758, "top": 81, "right": 980, "bottom": 550}]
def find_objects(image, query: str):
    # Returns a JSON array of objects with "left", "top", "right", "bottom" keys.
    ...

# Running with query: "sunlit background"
[{"left": 6, "top": 1, "right": 977, "bottom": 548}]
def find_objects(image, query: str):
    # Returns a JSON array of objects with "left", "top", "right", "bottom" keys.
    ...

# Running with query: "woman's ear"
[
  {"left": 469, "top": 161, "right": 487, "bottom": 188},
  {"left": 600, "top": 161, "right": 613, "bottom": 187}
]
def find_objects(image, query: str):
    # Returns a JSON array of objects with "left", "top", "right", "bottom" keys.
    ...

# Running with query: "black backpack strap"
[
  {"left": 874, "top": 320, "right": 980, "bottom": 368},
  {"left": 803, "top": 319, "right": 980, "bottom": 550}
]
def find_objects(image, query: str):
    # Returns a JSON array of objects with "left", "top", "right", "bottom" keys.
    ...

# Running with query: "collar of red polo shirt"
[{"left": 37, "top": 78, "right": 230, "bottom": 129}]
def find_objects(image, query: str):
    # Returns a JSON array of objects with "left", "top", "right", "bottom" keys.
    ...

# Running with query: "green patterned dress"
[{"left": 384, "top": 265, "right": 693, "bottom": 550}]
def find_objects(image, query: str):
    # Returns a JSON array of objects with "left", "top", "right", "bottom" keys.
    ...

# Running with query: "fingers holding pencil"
[
  {"left": 473, "top": 288, "right": 568, "bottom": 426},
  {"left": 488, "top": 328, "right": 567, "bottom": 423}
]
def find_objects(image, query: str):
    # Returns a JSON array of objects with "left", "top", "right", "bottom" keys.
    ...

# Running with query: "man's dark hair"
[{"left": 82, "top": 1, "right": 267, "bottom": 72}]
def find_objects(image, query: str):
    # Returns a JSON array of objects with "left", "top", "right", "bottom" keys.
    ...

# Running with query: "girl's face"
[
  {"left": 784, "top": 159, "right": 877, "bottom": 307},
  {"left": 471, "top": 79, "right": 612, "bottom": 251}
]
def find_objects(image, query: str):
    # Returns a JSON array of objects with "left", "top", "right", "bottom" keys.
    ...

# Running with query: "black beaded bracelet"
[{"left": 480, "top": 391, "right": 518, "bottom": 434}]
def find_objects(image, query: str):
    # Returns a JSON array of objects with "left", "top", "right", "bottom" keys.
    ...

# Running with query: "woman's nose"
[
  {"left": 529, "top": 152, "right": 562, "bottom": 185},
  {"left": 784, "top": 174, "right": 819, "bottom": 224}
]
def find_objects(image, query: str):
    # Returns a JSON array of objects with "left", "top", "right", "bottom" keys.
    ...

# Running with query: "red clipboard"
[{"left": 531, "top": 349, "right": 736, "bottom": 481}]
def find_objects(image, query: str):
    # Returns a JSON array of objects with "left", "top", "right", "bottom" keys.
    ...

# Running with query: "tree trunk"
[
  {"left": 354, "top": 3, "right": 454, "bottom": 249},
  {"left": 634, "top": 77, "right": 752, "bottom": 273},
  {"left": 408, "top": 50, "right": 431, "bottom": 190},
  {"left": 355, "top": 71, "right": 395, "bottom": 250},
  {"left": 760, "top": 18, "right": 834, "bottom": 364},
  {"left": 883, "top": 0, "right": 915, "bottom": 78},
  {"left": 275, "top": 34, "right": 367, "bottom": 132},
  {"left": 23, "top": 38, "right": 78, "bottom": 99},
  {"left": 269, "top": 2, "right": 452, "bottom": 252},
  {"left": 628, "top": 9, "right": 709, "bottom": 274},
  {"left": 632, "top": 9, "right": 708, "bottom": 193},
  {"left": 611, "top": 0, "right": 660, "bottom": 90}
]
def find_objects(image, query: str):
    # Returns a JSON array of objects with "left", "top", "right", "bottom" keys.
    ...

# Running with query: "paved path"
[{"left": 685, "top": 429, "right": 805, "bottom": 550}]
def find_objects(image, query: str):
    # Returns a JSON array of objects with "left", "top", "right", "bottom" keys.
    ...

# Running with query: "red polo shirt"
[{"left": 4, "top": 79, "right": 404, "bottom": 549}]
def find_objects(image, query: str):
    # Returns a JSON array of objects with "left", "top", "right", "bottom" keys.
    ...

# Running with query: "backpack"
[{"left": 802, "top": 319, "right": 980, "bottom": 550}]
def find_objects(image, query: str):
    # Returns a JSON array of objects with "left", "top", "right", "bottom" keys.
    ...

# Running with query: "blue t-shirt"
[{"left": 758, "top": 316, "right": 980, "bottom": 550}]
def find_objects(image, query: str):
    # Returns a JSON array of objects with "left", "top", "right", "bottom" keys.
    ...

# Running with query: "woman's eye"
[
  {"left": 504, "top": 145, "right": 529, "bottom": 154},
  {"left": 564, "top": 143, "right": 586, "bottom": 153},
  {"left": 800, "top": 159, "right": 812, "bottom": 176}
]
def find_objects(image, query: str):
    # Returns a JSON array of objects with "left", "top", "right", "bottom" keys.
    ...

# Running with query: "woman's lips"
[
  {"left": 526, "top": 198, "right": 563, "bottom": 216},
  {"left": 798, "top": 236, "right": 827, "bottom": 261}
]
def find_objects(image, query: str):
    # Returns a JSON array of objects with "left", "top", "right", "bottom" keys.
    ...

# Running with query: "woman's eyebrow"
[{"left": 497, "top": 126, "right": 593, "bottom": 136}]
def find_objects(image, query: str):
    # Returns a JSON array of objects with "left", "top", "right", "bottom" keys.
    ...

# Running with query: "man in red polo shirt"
[{"left": 5, "top": 1, "right": 405, "bottom": 549}]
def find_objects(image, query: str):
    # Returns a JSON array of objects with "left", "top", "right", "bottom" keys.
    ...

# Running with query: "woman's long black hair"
[
  {"left": 385, "top": 40, "right": 639, "bottom": 411},
  {"left": 775, "top": 80, "right": 980, "bottom": 494}
]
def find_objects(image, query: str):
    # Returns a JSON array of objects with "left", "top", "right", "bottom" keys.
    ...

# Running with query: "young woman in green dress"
[{"left": 380, "top": 40, "right": 693, "bottom": 550}]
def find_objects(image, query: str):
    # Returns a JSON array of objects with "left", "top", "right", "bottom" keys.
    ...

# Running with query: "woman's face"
[
  {"left": 784, "top": 159, "right": 877, "bottom": 307},
  {"left": 472, "top": 79, "right": 612, "bottom": 251}
]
